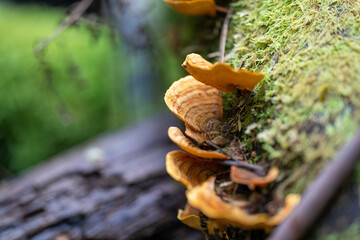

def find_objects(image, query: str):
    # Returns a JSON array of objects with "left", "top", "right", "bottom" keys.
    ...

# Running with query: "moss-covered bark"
[
  {"left": 225, "top": 0, "right": 360, "bottom": 198},
  {"left": 217, "top": 2, "right": 360, "bottom": 238}
]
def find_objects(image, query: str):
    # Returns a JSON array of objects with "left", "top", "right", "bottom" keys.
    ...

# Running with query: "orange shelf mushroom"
[
  {"left": 167, "top": 151, "right": 228, "bottom": 234},
  {"left": 182, "top": 53, "right": 265, "bottom": 92},
  {"left": 186, "top": 177, "right": 301, "bottom": 230},
  {"left": 177, "top": 204, "right": 201, "bottom": 230},
  {"left": 166, "top": 150, "right": 227, "bottom": 189},
  {"left": 168, "top": 127, "right": 229, "bottom": 159},
  {"left": 164, "top": 75, "right": 223, "bottom": 133},
  {"left": 184, "top": 123, "right": 209, "bottom": 145},
  {"left": 230, "top": 167, "right": 280, "bottom": 190},
  {"left": 163, "top": 0, "right": 216, "bottom": 16},
  {"left": 166, "top": 150, "right": 300, "bottom": 231},
  {"left": 178, "top": 204, "right": 226, "bottom": 236},
  {"left": 163, "top": 51, "right": 298, "bottom": 235}
]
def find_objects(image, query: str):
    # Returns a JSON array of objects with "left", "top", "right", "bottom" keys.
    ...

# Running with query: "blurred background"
[
  {"left": 0, "top": 2, "right": 223, "bottom": 238},
  {"left": 0, "top": 0, "right": 220, "bottom": 178}
]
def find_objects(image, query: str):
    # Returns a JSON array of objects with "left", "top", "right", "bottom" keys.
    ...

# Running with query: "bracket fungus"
[
  {"left": 165, "top": 75, "right": 233, "bottom": 148},
  {"left": 184, "top": 123, "right": 209, "bottom": 145},
  {"left": 177, "top": 204, "right": 201, "bottom": 230},
  {"left": 186, "top": 177, "right": 301, "bottom": 230},
  {"left": 166, "top": 150, "right": 300, "bottom": 232},
  {"left": 178, "top": 204, "right": 227, "bottom": 237},
  {"left": 166, "top": 151, "right": 227, "bottom": 189},
  {"left": 168, "top": 127, "right": 229, "bottom": 159},
  {"left": 164, "top": 52, "right": 299, "bottom": 236},
  {"left": 164, "top": 75, "right": 223, "bottom": 133},
  {"left": 182, "top": 53, "right": 265, "bottom": 92},
  {"left": 163, "top": 0, "right": 216, "bottom": 16},
  {"left": 230, "top": 167, "right": 280, "bottom": 190}
]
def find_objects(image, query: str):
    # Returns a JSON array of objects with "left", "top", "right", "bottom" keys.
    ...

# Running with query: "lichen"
[{"left": 224, "top": 0, "right": 360, "bottom": 196}]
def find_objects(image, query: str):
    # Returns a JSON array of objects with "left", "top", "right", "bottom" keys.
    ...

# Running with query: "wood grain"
[{"left": 0, "top": 113, "right": 203, "bottom": 240}]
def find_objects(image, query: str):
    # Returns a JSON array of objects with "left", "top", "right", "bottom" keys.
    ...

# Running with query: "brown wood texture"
[{"left": 0, "top": 113, "right": 203, "bottom": 240}]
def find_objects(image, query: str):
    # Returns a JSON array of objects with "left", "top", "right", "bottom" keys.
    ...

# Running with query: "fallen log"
[{"left": 0, "top": 113, "right": 202, "bottom": 240}]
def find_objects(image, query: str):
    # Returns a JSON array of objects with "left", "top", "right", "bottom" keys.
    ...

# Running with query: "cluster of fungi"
[{"left": 163, "top": 1, "right": 301, "bottom": 238}]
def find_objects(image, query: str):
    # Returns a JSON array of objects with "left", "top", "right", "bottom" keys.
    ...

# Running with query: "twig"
[
  {"left": 231, "top": 183, "right": 239, "bottom": 197},
  {"left": 238, "top": 92, "right": 254, "bottom": 115},
  {"left": 216, "top": 5, "right": 230, "bottom": 14},
  {"left": 267, "top": 130, "right": 360, "bottom": 240},
  {"left": 209, "top": 158, "right": 266, "bottom": 176},
  {"left": 269, "top": 52, "right": 279, "bottom": 71},
  {"left": 205, "top": 140, "right": 266, "bottom": 176},
  {"left": 36, "top": 53, "right": 73, "bottom": 123},
  {"left": 205, "top": 140, "right": 264, "bottom": 175},
  {"left": 206, "top": 140, "right": 240, "bottom": 162},
  {"left": 35, "top": 0, "right": 94, "bottom": 53},
  {"left": 219, "top": 6, "right": 234, "bottom": 63}
]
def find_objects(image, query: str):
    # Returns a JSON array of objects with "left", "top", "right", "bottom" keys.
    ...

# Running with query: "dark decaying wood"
[{"left": 0, "top": 113, "right": 203, "bottom": 240}]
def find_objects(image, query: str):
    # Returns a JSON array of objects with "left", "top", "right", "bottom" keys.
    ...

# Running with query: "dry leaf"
[
  {"left": 163, "top": 0, "right": 216, "bottom": 16},
  {"left": 182, "top": 53, "right": 265, "bottom": 92},
  {"left": 230, "top": 167, "right": 280, "bottom": 190}
]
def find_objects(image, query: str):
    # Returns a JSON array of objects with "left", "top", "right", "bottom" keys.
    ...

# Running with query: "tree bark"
[
  {"left": 0, "top": 113, "right": 202, "bottom": 240},
  {"left": 220, "top": 0, "right": 360, "bottom": 239}
]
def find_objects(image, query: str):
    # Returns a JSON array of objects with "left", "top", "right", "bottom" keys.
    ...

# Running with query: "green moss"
[
  {"left": 224, "top": 0, "right": 360, "bottom": 196},
  {"left": 0, "top": 3, "right": 126, "bottom": 172}
]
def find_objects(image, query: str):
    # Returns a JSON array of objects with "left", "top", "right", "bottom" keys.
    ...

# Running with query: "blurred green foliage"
[
  {"left": 0, "top": 4, "right": 127, "bottom": 171},
  {"left": 0, "top": 3, "right": 135, "bottom": 174},
  {"left": 0, "top": 1, "right": 217, "bottom": 176}
]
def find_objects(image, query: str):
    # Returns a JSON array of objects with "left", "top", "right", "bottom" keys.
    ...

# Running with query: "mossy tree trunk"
[{"left": 223, "top": 0, "right": 360, "bottom": 238}]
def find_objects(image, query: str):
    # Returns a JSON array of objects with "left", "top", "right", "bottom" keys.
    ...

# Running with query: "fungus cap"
[
  {"left": 230, "top": 167, "right": 280, "bottom": 190},
  {"left": 166, "top": 151, "right": 226, "bottom": 189},
  {"left": 177, "top": 204, "right": 201, "bottom": 230},
  {"left": 186, "top": 177, "right": 301, "bottom": 230},
  {"left": 164, "top": 75, "right": 223, "bottom": 132},
  {"left": 178, "top": 204, "right": 225, "bottom": 235},
  {"left": 182, "top": 53, "right": 265, "bottom": 92},
  {"left": 163, "top": 0, "right": 216, "bottom": 16},
  {"left": 168, "top": 127, "right": 229, "bottom": 159},
  {"left": 185, "top": 123, "right": 209, "bottom": 144}
]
